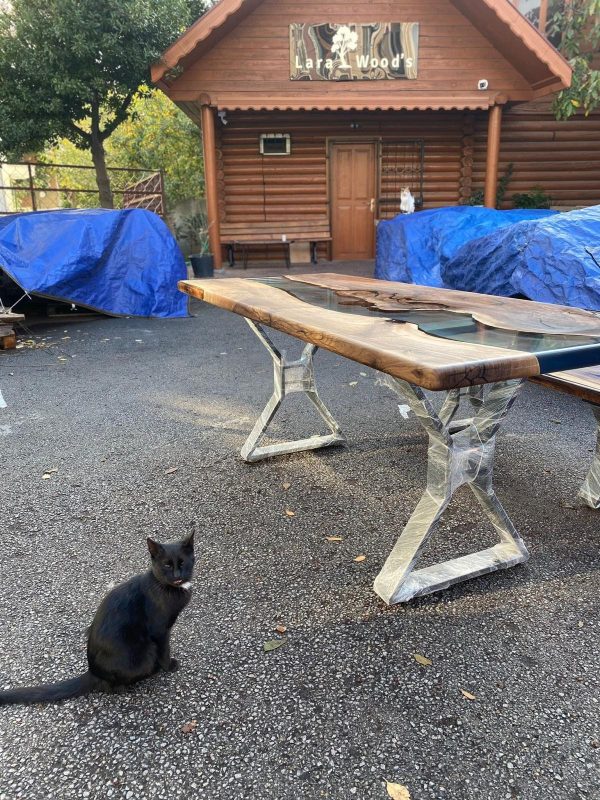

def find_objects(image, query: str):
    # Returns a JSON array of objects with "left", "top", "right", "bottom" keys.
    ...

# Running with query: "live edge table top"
[{"left": 179, "top": 274, "right": 600, "bottom": 392}]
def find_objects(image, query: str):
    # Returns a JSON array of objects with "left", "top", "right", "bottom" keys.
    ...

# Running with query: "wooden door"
[{"left": 330, "top": 143, "right": 377, "bottom": 260}]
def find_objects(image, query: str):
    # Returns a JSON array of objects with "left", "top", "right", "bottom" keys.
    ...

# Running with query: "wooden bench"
[
  {"left": 220, "top": 220, "right": 331, "bottom": 268},
  {"left": 532, "top": 366, "right": 600, "bottom": 509}
]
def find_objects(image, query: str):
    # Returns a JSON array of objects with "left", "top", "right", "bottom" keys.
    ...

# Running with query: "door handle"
[{"left": 370, "top": 198, "right": 376, "bottom": 213}]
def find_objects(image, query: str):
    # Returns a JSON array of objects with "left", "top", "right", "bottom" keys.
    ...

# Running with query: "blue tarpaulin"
[
  {"left": 375, "top": 205, "right": 555, "bottom": 287},
  {"left": 0, "top": 208, "right": 188, "bottom": 318},
  {"left": 442, "top": 205, "right": 600, "bottom": 311}
]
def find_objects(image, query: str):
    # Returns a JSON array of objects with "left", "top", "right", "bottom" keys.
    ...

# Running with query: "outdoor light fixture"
[{"left": 477, "top": 79, "right": 489, "bottom": 91}]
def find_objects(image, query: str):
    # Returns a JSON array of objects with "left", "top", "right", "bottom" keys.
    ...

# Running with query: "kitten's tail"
[{"left": 0, "top": 671, "right": 102, "bottom": 706}]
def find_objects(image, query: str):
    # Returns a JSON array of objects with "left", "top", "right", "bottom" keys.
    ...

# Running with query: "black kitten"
[{"left": 0, "top": 533, "right": 195, "bottom": 706}]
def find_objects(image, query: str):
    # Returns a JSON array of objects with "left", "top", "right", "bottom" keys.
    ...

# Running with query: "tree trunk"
[{"left": 90, "top": 133, "right": 114, "bottom": 209}]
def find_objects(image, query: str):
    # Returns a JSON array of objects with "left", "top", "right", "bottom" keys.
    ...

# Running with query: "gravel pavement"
[{"left": 0, "top": 300, "right": 599, "bottom": 800}]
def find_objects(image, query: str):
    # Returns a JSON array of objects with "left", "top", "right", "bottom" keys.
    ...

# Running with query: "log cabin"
[{"left": 152, "top": 0, "right": 598, "bottom": 268}]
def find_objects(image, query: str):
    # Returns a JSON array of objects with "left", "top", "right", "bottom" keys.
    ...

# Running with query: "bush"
[{"left": 512, "top": 187, "right": 552, "bottom": 209}]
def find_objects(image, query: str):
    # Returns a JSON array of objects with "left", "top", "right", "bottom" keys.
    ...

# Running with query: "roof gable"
[{"left": 152, "top": 0, "right": 571, "bottom": 110}]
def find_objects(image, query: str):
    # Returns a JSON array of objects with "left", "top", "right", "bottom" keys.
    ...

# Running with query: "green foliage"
[
  {"left": 0, "top": 0, "right": 209, "bottom": 203},
  {"left": 495, "top": 162, "right": 514, "bottom": 206},
  {"left": 45, "top": 89, "right": 203, "bottom": 208},
  {"left": 512, "top": 187, "right": 552, "bottom": 209},
  {"left": 108, "top": 89, "right": 204, "bottom": 207},
  {"left": 463, "top": 189, "right": 484, "bottom": 206},
  {"left": 549, "top": 0, "right": 600, "bottom": 120},
  {"left": 175, "top": 211, "right": 210, "bottom": 254},
  {"left": 463, "top": 163, "right": 514, "bottom": 207}
]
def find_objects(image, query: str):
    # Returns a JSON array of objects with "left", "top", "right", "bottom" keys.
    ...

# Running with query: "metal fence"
[{"left": 0, "top": 162, "right": 166, "bottom": 216}]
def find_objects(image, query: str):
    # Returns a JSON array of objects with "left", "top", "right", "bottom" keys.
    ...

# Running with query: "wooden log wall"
[
  {"left": 218, "top": 110, "right": 464, "bottom": 262},
  {"left": 471, "top": 101, "right": 600, "bottom": 209}
]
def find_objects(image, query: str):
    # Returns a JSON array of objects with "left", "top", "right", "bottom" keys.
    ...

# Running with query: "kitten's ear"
[
  {"left": 147, "top": 537, "right": 162, "bottom": 559},
  {"left": 182, "top": 531, "right": 194, "bottom": 551}
]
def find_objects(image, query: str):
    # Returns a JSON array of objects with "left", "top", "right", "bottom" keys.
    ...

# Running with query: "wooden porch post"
[
  {"left": 201, "top": 103, "right": 222, "bottom": 269},
  {"left": 484, "top": 104, "right": 503, "bottom": 209}
]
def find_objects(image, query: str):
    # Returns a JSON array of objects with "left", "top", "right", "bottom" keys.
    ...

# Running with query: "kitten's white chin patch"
[{"left": 180, "top": 581, "right": 192, "bottom": 591}]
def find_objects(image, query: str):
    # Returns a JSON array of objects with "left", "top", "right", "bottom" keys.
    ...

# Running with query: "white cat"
[{"left": 400, "top": 186, "right": 415, "bottom": 214}]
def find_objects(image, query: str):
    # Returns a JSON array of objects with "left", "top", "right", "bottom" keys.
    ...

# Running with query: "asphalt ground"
[{"left": 0, "top": 299, "right": 599, "bottom": 800}]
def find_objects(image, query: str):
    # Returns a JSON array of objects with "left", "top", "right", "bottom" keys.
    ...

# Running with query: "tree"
[
  {"left": 0, "top": 0, "right": 209, "bottom": 207},
  {"left": 550, "top": 0, "right": 600, "bottom": 120},
  {"left": 46, "top": 88, "right": 204, "bottom": 209},
  {"left": 108, "top": 88, "right": 204, "bottom": 207}
]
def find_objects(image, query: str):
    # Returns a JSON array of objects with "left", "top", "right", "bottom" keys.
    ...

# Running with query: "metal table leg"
[
  {"left": 240, "top": 320, "right": 345, "bottom": 462},
  {"left": 373, "top": 377, "right": 529, "bottom": 605},
  {"left": 579, "top": 405, "right": 600, "bottom": 510}
]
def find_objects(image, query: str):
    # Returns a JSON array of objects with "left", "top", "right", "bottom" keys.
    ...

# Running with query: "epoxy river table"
[{"left": 179, "top": 274, "right": 600, "bottom": 604}]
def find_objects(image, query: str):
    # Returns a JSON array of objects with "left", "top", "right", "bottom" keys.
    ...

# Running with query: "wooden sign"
[{"left": 290, "top": 23, "right": 419, "bottom": 81}]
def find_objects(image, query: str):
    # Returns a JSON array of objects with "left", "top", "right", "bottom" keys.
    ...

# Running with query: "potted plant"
[{"left": 176, "top": 211, "right": 214, "bottom": 278}]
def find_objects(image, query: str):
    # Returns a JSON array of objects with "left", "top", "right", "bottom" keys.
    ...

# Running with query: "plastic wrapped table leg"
[
  {"left": 373, "top": 378, "right": 529, "bottom": 605},
  {"left": 240, "top": 319, "right": 345, "bottom": 462},
  {"left": 579, "top": 405, "right": 600, "bottom": 510}
]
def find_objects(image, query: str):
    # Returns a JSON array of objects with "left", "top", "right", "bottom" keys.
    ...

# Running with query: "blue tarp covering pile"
[
  {"left": 443, "top": 206, "right": 600, "bottom": 311},
  {"left": 0, "top": 208, "right": 188, "bottom": 318},
  {"left": 376, "top": 205, "right": 600, "bottom": 311},
  {"left": 375, "top": 205, "right": 555, "bottom": 287}
]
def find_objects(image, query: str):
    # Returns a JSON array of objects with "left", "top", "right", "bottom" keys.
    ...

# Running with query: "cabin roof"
[{"left": 152, "top": 0, "right": 571, "bottom": 111}]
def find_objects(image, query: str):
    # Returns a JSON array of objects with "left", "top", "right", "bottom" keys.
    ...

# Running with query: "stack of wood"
[{"left": 0, "top": 311, "right": 24, "bottom": 350}]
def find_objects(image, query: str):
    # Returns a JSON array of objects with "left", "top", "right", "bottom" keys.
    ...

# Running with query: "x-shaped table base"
[
  {"left": 240, "top": 319, "right": 530, "bottom": 602},
  {"left": 240, "top": 320, "right": 345, "bottom": 462},
  {"left": 372, "top": 377, "right": 530, "bottom": 604}
]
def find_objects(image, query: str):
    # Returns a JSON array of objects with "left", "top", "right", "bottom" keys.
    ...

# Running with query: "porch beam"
[
  {"left": 201, "top": 104, "right": 222, "bottom": 269},
  {"left": 484, "top": 104, "right": 503, "bottom": 209}
]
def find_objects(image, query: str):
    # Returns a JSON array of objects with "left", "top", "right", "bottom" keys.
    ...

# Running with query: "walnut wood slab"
[
  {"left": 178, "top": 276, "right": 588, "bottom": 391},
  {"left": 289, "top": 273, "right": 600, "bottom": 336}
]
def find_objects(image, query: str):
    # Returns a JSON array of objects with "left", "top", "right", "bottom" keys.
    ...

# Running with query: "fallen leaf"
[
  {"left": 360, "top": 372, "right": 367, "bottom": 377},
  {"left": 325, "top": 536, "right": 343, "bottom": 542},
  {"left": 354, "top": 554, "right": 366, "bottom": 563},
  {"left": 460, "top": 689, "right": 477, "bottom": 701},
  {"left": 349, "top": 381, "right": 358, "bottom": 387},
  {"left": 181, "top": 720, "right": 197, "bottom": 734},
  {"left": 42, "top": 467, "right": 58, "bottom": 479},
  {"left": 413, "top": 653, "right": 432, "bottom": 667},
  {"left": 282, "top": 482, "right": 291, "bottom": 491},
  {"left": 164, "top": 467, "right": 179, "bottom": 475},
  {"left": 275, "top": 624, "right": 287, "bottom": 634},
  {"left": 550, "top": 418, "right": 562, "bottom": 424},
  {"left": 386, "top": 781, "right": 411, "bottom": 800},
  {"left": 264, "top": 638, "right": 287, "bottom": 653},
  {"left": 285, "top": 509, "right": 296, "bottom": 517},
  {"left": 42, "top": 474, "right": 52, "bottom": 480}
]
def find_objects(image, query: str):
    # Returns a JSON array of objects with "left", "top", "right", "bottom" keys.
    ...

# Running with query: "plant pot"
[{"left": 190, "top": 254, "right": 214, "bottom": 278}]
